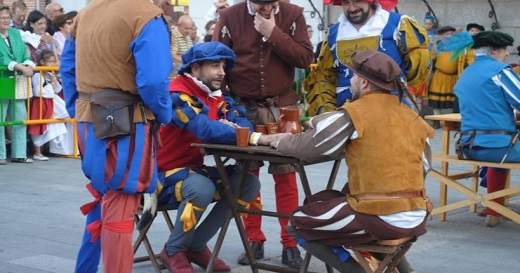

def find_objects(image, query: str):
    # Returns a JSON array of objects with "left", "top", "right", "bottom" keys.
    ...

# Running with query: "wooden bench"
[
  {"left": 430, "top": 153, "right": 520, "bottom": 224},
  {"left": 347, "top": 237, "right": 415, "bottom": 273}
]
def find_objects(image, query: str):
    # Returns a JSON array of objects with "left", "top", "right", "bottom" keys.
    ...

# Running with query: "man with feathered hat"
[{"left": 305, "top": 0, "right": 432, "bottom": 115}]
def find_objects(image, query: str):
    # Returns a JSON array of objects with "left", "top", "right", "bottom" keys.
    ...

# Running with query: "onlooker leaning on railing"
[
  {"left": 0, "top": 5, "right": 35, "bottom": 165},
  {"left": 28, "top": 50, "right": 66, "bottom": 161}
]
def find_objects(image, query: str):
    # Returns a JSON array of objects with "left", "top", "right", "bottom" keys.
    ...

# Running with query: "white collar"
[
  {"left": 184, "top": 73, "right": 223, "bottom": 98},
  {"left": 336, "top": 5, "right": 390, "bottom": 40},
  {"left": 247, "top": 0, "right": 280, "bottom": 16}
]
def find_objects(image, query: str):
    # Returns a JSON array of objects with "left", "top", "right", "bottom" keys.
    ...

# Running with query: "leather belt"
[
  {"left": 460, "top": 130, "right": 514, "bottom": 136},
  {"left": 352, "top": 190, "right": 425, "bottom": 201},
  {"left": 255, "top": 97, "right": 280, "bottom": 121}
]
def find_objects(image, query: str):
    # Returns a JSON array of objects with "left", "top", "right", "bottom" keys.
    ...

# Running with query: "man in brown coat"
[{"left": 213, "top": 0, "right": 314, "bottom": 268}]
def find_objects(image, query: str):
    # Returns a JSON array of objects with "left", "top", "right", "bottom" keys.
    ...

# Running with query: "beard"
[
  {"left": 202, "top": 78, "right": 222, "bottom": 91},
  {"left": 345, "top": 8, "right": 370, "bottom": 25}
]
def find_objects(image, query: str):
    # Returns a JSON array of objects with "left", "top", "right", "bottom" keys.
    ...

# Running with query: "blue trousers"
[{"left": 164, "top": 171, "right": 260, "bottom": 255}]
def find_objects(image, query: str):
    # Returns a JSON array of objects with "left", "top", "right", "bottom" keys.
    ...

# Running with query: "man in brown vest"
[
  {"left": 60, "top": 0, "right": 173, "bottom": 272},
  {"left": 266, "top": 51, "right": 434, "bottom": 273}
]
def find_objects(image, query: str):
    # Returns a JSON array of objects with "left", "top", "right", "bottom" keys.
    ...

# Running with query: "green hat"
[{"left": 472, "top": 31, "right": 514, "bottom": 49}]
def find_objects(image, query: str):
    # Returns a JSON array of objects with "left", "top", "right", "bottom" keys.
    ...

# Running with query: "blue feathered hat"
[
  {"left": 424, "top": 12, "right": 435, "bottom": 23},
  {"left": 179, "top": 42, "right": 236, "bottom": 75}
]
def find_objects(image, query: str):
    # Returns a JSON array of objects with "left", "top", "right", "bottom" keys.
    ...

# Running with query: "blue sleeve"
[
  {"left": 220, "top": 94, "right": 254, "bottom": 130},
  {"left": 60, "top": 34, "right": 78, "bottom": 118},
  {"left": 171, "top": 92, "right": 242, "bottom": 144},
  {"left": 500, "top": 68, "right": 520, "bottom": 109},
  {"left": 130, "top": 17, "right": 173, "bottom": 124}
]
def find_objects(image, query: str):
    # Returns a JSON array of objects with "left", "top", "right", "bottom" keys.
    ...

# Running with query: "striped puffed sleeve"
[
  {"left": 277, "top": 109, "right": 354, "bottom": 163},
  {"left": 398, "top": 16, "right": 432, "bottom": 92}
]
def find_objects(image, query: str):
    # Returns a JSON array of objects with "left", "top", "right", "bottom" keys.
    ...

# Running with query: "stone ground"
[{"left": 1, "top": 128, "right": 519, "bottom": 273}]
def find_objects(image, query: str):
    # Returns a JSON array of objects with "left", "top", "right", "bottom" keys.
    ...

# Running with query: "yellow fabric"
[
  {"left": 163, "top": 167, "right": 196, "bottom": 200},
  {"left": 428, "top": 51, "right": 458, "bottom": 103},
  {"left": 457, "top": 49, "right": 475, "bottom": 77},
  {"left": 180, "top": 201, "right": 205, "bottom": 232},
  {"left": 238, "top": 199, "right": 250, "bottom": 217},
  {"left": 176, "top": 93, "right": 202, "bottom": 123},
  {"left": 304, "top": 33, "right": 338, "bottom": 116},
  {"left": 304, "top": 16, "right": 432, "bottom": 117},
  {"left": 398, "top": 16, "right": 432, "bottom": 91},
  {"left": 514, "top": 66, "right": 520, "bottom": 76},
  {"left": 335, "top": 37, "right": 379, "bottom": 66},
  {"left": 342, "top": 92, "right": 434, "bottom": 215},
  {"left": 245, "top": 196, "right": 263, "bottom": 211}
]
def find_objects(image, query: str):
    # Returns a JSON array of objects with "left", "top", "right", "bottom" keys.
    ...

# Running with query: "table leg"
[
  {"left": 438, "top": 126, "right": 451, "bottom": 221},
  {"left": 211, "top": 155, "right": 259, "bottom": 273},
  {"left": 326, "top": 159, "right": 342, "bottom": 190}
]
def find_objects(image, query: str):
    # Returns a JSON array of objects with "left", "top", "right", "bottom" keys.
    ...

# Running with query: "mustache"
[{"left": 348, "top": 9, "right": 363, "bottom": 15}]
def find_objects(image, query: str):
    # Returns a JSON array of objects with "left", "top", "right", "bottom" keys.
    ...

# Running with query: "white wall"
[{"left": 53, "top": 0, "right": 89, "bottom": 13}]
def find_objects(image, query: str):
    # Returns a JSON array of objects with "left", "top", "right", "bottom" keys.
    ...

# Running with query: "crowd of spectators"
[{"left": 1, "top": 1, "right": 77, "bottom": 164}]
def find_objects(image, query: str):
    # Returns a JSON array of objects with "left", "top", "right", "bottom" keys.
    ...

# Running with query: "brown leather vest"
[{"left": 342, "top": 91, "right": 434, "bottom": 215}]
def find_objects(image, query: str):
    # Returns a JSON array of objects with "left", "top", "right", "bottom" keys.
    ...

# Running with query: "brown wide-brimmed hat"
[{"left": 347, "top": 51, "right": 402, "bottom": 92}]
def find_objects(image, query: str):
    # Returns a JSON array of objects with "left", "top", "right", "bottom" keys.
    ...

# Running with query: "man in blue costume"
[
  {"left": 157, "top": 42, "right": 267, "bottom": 273},
  {"left": 454, "top": 30, "right": 520, "bottom": 227},
  {"left": 305, "top": 0, "right": 431, "bottom": 115},
  {"left": 60, "top": 0, "right": 173, "bottom": 272}
]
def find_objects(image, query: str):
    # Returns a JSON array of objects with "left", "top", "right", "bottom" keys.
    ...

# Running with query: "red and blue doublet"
[{"left": 157, "top": 75, "right": 254, "bottom": 207}]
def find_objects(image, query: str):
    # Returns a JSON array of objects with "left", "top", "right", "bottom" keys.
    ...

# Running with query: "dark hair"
[
  {"left": 517, "top": 45, "right": 520, "bottom": 56},
  {"left": 204, "top": 20, "right": 216, "bottom": 31},
  {"left": 466, "top": 23, "right": 485, "bottom": 32},
  {"left": 37, "top": 49, "right": 55, "bottom": 66},
  {"left": 53, "top": 14, "right": 72, "bottom": 30},
  {"left": 65, "top": 11, "right": 78, "bottom": 18},
  {"left": 26, "top": 10, "right": 45, "bottom": 33}
]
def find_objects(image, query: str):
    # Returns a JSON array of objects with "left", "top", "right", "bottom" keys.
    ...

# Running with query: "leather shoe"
[
  {"left": 282, "top": 247, "right": 303, "bottom": 269},
  {"left": 186, "top": 247, "right": 231, "bottom": 272},
  {"left": 160, "top": 249, "right": 196, "bottom": 273},
  {"left": 485, "top": 215, "right": 501, "bottom": 227},
  {"left": 237, "top": 241, "right": 264, "bottom": 265}
]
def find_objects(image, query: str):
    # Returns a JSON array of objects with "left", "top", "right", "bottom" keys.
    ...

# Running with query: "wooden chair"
[
  {"left": 133, "top": 204, "right": 176, "bottom": 273},
  {"left": 347, "top": 237, "right": 415, "bottom": 273}
]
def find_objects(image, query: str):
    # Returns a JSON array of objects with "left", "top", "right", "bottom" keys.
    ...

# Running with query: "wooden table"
[
  {"left": 425, "top": 114, "right": 520, "bottom": 224},
  {"left": 193, "top": 143, "right": 341, "bottom": 273}
]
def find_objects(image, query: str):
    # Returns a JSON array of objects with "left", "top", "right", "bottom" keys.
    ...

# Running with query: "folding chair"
[
  {"left": 133, "top": 198, "right": 177, "bottom": 273},
  {"left": 347, "top": 237, "right": 415, "bottom": 273}
]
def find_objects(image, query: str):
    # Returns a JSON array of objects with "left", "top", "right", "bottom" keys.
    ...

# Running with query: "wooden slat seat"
[
  {"left": 429, "top": 153, "right": 520, "bottom": 224},
  {"left": 433, "top": 154, "right": 520, "bottom": 170},
  {"left": 346, "top": 237, "right": 415, "bottom": 273}
]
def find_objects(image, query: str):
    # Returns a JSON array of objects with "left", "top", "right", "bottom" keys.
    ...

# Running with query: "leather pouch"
[{"left": 90, "top": 90, "right": 137, "bottom": 139}]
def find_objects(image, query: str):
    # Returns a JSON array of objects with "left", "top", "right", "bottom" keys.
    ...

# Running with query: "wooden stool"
[
  {"left": 347, "top": 237, "right": 415, "bottom": 273},
  {"left": 133, "top": 206, "right": 176, "bottom": 273}
]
